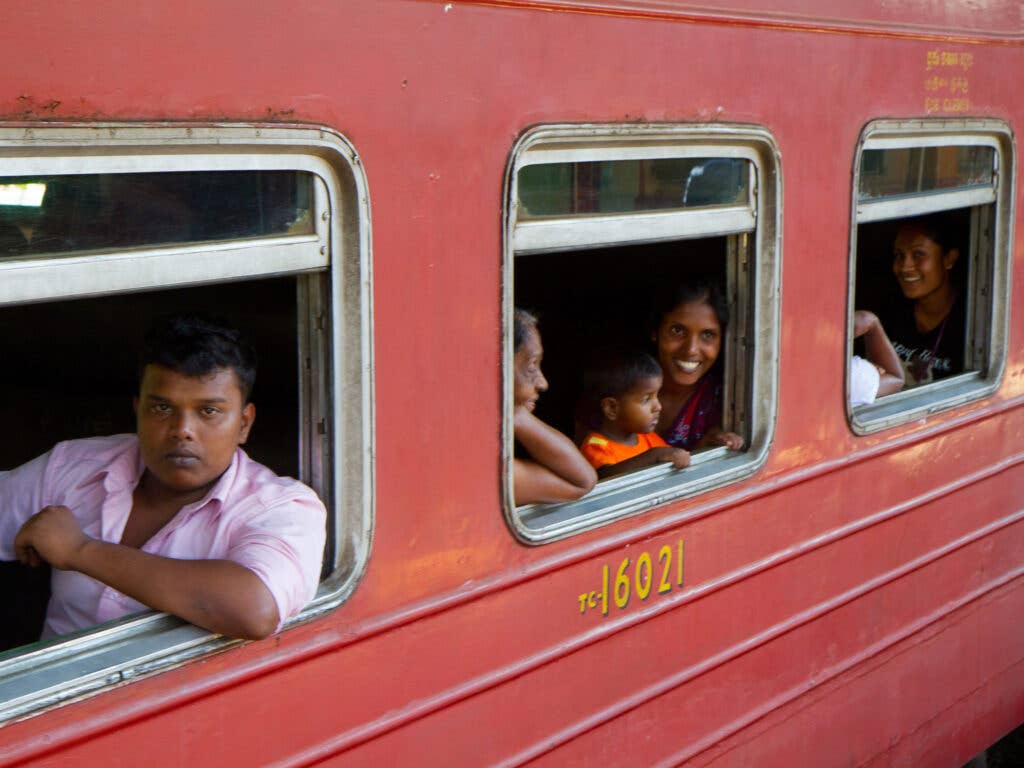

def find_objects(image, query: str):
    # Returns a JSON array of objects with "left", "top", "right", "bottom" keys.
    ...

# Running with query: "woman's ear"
[
  {"left": 600, "top": 396, "right": 619, "bottom": 422},
  {"left": 944, "top": 247, "right": 960, "bottom": 270}
]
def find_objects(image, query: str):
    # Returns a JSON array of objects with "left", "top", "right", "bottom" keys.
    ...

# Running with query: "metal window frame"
[
  {"left": 0, "top": 124, "right": 374, "bottom": 723},
  {"left": 502, "top": 124, "right": 781, "bottom": 544},
  {"left": 847, "top": 119, "right": 1014, "bottom": 435}
]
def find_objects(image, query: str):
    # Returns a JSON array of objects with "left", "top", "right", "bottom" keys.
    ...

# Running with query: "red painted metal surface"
[{"left": 0, "top": 1, "right": 1022, "bottom": 765}]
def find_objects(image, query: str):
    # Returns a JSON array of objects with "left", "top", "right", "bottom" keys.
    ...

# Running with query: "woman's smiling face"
[
  {"left": 892, "top": 225, "right": 957, "bottom": 302},
  {"left": 655, "top": 298, "right": 722, "bottom": 393}
]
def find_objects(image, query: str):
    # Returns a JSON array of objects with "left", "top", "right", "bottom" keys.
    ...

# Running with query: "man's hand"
[{"left": 14, "top": 506, "right": 90, "bottom": 570}]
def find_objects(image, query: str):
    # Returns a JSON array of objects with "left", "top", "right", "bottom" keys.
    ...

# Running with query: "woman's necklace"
[
  {"left": 910, "top": 310, "right": 951, "bottom": 382},
  {"left": 914, "top": 288, "right": 955, "bottom": 333}
]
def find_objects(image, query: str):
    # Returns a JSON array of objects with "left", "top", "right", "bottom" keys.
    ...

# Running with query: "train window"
[
  {"left": 848, "top": 121, "right": 1013, "bottom": 433},
  {"left": 504, "top": 125, "right": 780, "bottom": 542},
  {"left": 0, "top": 125, "right": 373, "bottom": 722}
]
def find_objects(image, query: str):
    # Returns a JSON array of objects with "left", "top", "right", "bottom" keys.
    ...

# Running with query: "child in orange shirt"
[{"left": 579, "top": 351, "right": 691, "bottom": 478}]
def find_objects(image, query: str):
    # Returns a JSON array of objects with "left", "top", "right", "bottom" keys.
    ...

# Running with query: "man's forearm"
[{"left": 72, "top": 540, "right": 280, "bottom": 639}]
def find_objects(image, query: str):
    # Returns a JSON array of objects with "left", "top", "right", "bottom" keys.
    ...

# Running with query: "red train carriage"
[{"left": 0, "top": 1, "right": 1021, "bottom": 765}]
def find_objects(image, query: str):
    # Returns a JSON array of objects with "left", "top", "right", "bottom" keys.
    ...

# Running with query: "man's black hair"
[
  {"left": 139, "top": 314, "right": 257, "bottom": 401},
  {"left": 583, "top": 349, "right": 662, "bottom": 402}
]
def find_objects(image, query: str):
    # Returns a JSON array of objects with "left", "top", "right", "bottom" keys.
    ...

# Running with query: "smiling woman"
[
  {"left": 652, "top": 278, "right": 744, "bottom": 452},
  {"left": 881, "top": 215, "right": 964, "bottom": 386}
]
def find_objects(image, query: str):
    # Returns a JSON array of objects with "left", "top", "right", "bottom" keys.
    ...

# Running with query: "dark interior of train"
[
  {"left": 515, "top": 237, "right": 728, "bottom": 441},
  {"left": 0, "top": 278, "right": 300, "bottom": 474}
]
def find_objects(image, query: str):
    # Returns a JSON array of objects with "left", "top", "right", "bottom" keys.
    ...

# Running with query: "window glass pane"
[
  {"left": 858, "top": 146, "right": 994, "bottom": 201},
  {"left": 518, "top": 158, "right": 748, "bottom": 219},
  {"left": 0, "top": 171, "right": 314, "bottom": 259}
]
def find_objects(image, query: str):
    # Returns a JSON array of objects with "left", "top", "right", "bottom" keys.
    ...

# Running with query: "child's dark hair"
[
  {"left": 514, "top": 307, "right": 539, "bottom": 351},
  {"left": 583, "top": 349, "right": 662, "bottom": 401},
  {"left": 139, "top": 313, "right": 257, "bottom": 401},
  {"left": 651, "top": 277, "right": 729, "bottom": 333}
]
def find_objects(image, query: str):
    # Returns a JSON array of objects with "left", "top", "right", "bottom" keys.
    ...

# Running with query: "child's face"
[
  {"left": 610, "top": 374, "right": 663, "bottom": 435},
  {"left": 655, "top": 299, "right": 722, "bottom": 391},
  {"left": 513, "top": 326, "right": 548, "bottom": 410}
]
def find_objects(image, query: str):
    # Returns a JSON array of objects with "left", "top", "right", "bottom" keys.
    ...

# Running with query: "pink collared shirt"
[{"left": 0, "top": 435, "right": 326, "bottom": 639}]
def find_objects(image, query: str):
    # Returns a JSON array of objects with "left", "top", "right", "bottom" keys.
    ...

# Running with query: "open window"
[
  {"left": 503, "top": 125, "right": 780, "bottom": 543},
  {"left": 848, "top": 120, "right": 1013, "bottom": 433},
  {"left": 0, "top": 125, "right": 373, "bottom": 722}
]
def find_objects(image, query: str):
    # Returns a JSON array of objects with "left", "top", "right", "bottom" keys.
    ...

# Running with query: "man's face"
[{"left": 135, "top": 364, "right": 255, "bottom": 496}]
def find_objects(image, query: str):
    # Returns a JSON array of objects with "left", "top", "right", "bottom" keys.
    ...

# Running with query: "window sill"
[
  {"left": 850, "top": 370, "right": 999, "bottom": 434},
  {"left": 0, "top": 577, "right": 349, "bottom": 724},
  {"left": 513, "top": 444, "right": 765, "bottom": 543}
]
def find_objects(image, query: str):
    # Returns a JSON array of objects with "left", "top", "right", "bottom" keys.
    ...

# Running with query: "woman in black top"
[{"left": 882, "top": 215, "right": 964, "bottom": 386}]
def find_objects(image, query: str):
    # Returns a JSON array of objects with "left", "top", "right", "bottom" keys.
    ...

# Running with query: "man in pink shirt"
[{"left": 0, "top": 315, "right": 326, "bottom": 641}]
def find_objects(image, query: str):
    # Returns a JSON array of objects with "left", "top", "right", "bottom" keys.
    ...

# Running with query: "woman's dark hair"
[
  {"left": 139, "top": 313, "right": 257, "bottom": 401},
  {"left": 651, "top": 278, "right": 730, "bottom": 333},
  {"left": 896, "top": 213, "right": 958, "bottom": 252},
  {"left": 513, "top": 307, "right": 539, "bottom": 351}
]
